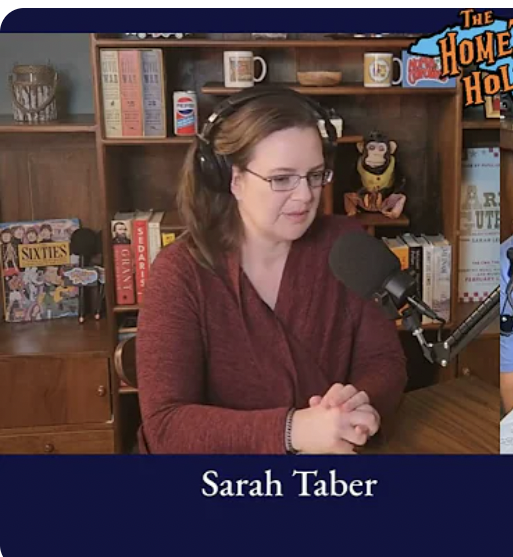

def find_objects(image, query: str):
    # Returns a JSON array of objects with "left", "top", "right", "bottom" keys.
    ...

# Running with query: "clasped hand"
[{"left": 290, "top": 384, "right": 381, "bottom": 455}]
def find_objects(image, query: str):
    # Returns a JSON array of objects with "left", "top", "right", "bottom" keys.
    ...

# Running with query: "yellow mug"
[{"left": 364, "top": 53, "right": 403, "bottom": 88}]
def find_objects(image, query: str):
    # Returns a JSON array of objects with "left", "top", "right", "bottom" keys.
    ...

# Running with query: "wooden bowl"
[{"left": 297, "top": 71, "right": 342, "bottom": 86}]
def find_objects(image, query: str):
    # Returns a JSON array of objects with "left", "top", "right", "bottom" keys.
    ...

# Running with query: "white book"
[
  {"left": 100, "top": 50, "right": 123, "bottom": 138},
  {"left": 423, "top": 234, "right": 452, "bottom": 323},
  {"left": 148, "top": 211, "right": 165, "bottom": 264},
  {"left": 459, "top": 147, "right": 500, "bottom": 302}
]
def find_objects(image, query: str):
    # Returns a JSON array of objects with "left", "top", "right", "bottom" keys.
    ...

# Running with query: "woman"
[{"left": 136, "top": 88, "right": 407, "bottom": 454}]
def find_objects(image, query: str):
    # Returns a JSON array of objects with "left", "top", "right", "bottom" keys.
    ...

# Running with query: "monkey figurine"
[
  {"left": 344, "top": 131, "right": 407, "bottom": 219},
  {"left": 501, "top": 92, "right": 513, "bottom": 120}
]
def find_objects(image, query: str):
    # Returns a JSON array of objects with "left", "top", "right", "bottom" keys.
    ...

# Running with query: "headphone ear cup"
[{"left": 195, "top": 138, "right": 232, "bottom": 193}]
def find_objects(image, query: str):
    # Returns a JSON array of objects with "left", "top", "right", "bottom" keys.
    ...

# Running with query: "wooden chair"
[{"left": 114, "top": 335, "right": 138, "bottom": 389}]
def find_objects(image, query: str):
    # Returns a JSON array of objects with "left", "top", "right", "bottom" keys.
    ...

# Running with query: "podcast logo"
[{"left": 409, "top": 9, "right": 513, "bottom": 107}]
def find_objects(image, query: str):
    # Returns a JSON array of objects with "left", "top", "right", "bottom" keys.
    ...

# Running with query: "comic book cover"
[{"left": 0, "top": 218, "right": 81, "bottom": 323}]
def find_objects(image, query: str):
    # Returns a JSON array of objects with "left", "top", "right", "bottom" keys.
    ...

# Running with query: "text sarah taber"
[{"left": 201, "top": 469, "right": 378, "bottom": 498}]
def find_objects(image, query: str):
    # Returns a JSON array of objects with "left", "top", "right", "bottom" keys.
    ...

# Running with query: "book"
[
  {"left": 119, "top": 49, "right": 144, "bottom": 137},
  {"left": 111, "top": 212, "right": 136, "bottom": 306},
  {"left": 382, "top": 236, "right": 409, "bottom": 324},
  {"left": 423, "top": 234, "right": 452, "bottom": 323},
  {"left": 100, "top": 49, "right": 166, "bottom": 138},
  {"left": 0, "top": 218, "right": 80, "bottom": 323},
  {"left": 133, "top": 210, "right": 153, "bottom": 304},
  {"left": 415, "top": 235, "right": 434, "bottom": 324},
  {"left": 458, "top": 147, "right": 500, "bottom": 302},
  {"left": 100, "top": 50, "right": 123, "bottom": 138},
  {"left": 140, "top": 49, "right": 167, "bottom": 137}
]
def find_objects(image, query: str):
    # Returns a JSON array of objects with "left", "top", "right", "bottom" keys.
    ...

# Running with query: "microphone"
[
  {"left": 329, "top": 230, "right": 499, "bottom": 367},
  {"left": 70, "top": 228, "right": 99, "bottom": 324},
  {"left": 329, "top": 230, "right": 440, "bottom": 323}
]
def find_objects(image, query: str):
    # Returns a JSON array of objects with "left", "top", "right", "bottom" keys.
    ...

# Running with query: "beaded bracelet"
[{"left": 285, "top": 408, "right": 299, "bottom": 454}]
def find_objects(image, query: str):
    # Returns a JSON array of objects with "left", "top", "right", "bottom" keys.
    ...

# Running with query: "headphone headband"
[{"left": 196, "top": 86, "right": 338, "bottom": 193}]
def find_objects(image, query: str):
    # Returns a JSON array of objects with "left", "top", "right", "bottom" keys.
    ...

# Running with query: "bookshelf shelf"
[
  {"left": 354, "top": 213, "right": 410, "bottom": 228},
  {"left": 201, "top": 83, "right": 458, "bottom": 97},
  {"left": 0, "top": 318, "right": 111, "bottom": 358},
  {"left": 114, "top": 305, "right": 140, "bottom": 314},
  {"left": 94, "top": 38, "right": 418, "bottom": 50},
  {"left": 102, "top": 135, "right": 363, "bottom": 146},
  {"left": 462, "top": 118, "right": 500, "bottom": 130},
  {"left": 502, "top": 125, "right": 513, "bottom": 151},
  {"left": 0, "top": 114, "right": 96, "bottom": 133},
  {"left": 102, "top": 136, "right": 194, "bottom": 145}
]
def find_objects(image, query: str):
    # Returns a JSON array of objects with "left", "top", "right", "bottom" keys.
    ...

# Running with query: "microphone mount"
[{"left": 381, "top": 287, "right": 500, "bottom": 367}]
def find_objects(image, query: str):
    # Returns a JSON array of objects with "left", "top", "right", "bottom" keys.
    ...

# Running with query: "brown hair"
[{"left": 177, "top": 92, "right": 324, "bottom": 270}]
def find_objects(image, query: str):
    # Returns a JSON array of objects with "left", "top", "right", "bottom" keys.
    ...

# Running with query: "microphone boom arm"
[{"left": 400, "top": 287, "right": 499, "bottom": 367}]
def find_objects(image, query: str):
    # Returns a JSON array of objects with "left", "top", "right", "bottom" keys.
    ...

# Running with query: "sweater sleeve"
[
  {"left": 135, "top": 246, "right": 290, "bottom": 454},
  {"left": 347, "top": 297, "right": 408, "bottom": 420}
]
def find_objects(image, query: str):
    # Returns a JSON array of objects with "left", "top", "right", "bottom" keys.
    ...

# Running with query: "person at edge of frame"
[{"left": 501, "top": 235, "right": 513, "bottom": 416}]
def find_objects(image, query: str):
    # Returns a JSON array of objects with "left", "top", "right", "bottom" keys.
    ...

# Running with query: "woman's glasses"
[{"left": 245, "top": 168, "right": 334, "bottom": 192}]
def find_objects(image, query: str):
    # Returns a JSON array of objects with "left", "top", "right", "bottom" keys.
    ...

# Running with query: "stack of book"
[
  {"left": 111, "top": 210, "right": 185, "bottom": 307},
  {"left": 382, "top": 233, "right": 452, "bottom": 324},
  {"left": 100, "top": 49, "right": 166, "bottom": 138}
]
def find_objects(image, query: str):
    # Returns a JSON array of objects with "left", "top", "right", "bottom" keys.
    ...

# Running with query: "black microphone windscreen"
[
  {"left": 70, "top": 228, "right": 98, "bottom": 259},
  {"left": 329, "top": 230, "right": 401, "bottom": 300}
]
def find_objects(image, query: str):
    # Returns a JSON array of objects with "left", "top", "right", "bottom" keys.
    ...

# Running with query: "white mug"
[
  {"left": 364, "top": 52, "right": 403, "bottom": 88},
  {"left": 223, "top": 51, "right": 267, "bottom": 88}
]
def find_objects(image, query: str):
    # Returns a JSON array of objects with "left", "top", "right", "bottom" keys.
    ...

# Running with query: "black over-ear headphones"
[{"left": 195, "top": 86, "right": 338, "bottom": 193}]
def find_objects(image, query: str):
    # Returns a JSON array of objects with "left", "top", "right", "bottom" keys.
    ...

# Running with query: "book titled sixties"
[{"left": 0, "top": 218, "right": 81, "bottom": 323}]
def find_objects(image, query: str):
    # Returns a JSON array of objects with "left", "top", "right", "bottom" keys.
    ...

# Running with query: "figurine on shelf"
[
  {"left": 344, "top": 130, "right": 407, "bottom": 219},
  {"left": 501, "top": 92, "right": 513, "bottom": 120}
]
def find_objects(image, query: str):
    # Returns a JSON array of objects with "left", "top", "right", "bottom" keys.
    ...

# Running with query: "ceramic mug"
[
  {"left": 223, "top": 51, "right": 268, "bottom": 88},
  {"left": 364, "top": 53, "right": 403, "bottom": 87}
]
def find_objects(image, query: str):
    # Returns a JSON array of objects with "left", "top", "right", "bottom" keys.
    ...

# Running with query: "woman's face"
[{"left": 231, "top": 126, "right": 326, "bottom": 244}]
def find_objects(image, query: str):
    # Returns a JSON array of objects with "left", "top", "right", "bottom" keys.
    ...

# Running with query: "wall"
[{"left": 0, "top": 33, "right": 93, "bottom": 115}]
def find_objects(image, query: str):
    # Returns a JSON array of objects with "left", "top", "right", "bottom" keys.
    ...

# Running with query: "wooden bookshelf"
[
  {"left": 0, "top": 318, "right": 111, "bottom": 358},
  {"left": 462, "top": 118, "right": 501, "bottom": 130},
  {"left": 0, "top": 114, "right": 96, "bottom": 133},
  {"left": 102, "top": 135, "right": 363, "bottom": 146},
  {"left": 0, "top": 32, "right": 501, "bottom": 454},
  {"left": 202, "top": 83, "right": 457, "bottom": 97},
  {"left": 94, "top": 37, "right": 419, "bottom": 50}
]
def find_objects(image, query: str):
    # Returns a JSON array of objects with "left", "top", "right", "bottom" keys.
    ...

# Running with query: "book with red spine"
[
  {"left": 133, "top": 210, "right": 153, "bottom": 304},
  {"left": 111, "top": 212, "right": 136, "bottom": 306}
]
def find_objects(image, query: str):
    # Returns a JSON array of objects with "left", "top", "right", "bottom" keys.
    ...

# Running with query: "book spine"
[
  {"left": 148, "top": 221, "right": 159, "bottom": 265},
  {"left": 113, "top": 243, "right": 136, "bottom": 306},
  {"left": 409, "top": 245, "right": 423, "bottom": 301},
  {"left": 118, "top": 50, "right": 143, "bottom": 137},
  {"left": 141, "top": 49, "right": 166, "bottom": 137},
  {"left": 422, "top": 243, "right": 434, "bottom": 324},
  {"left": 133, "top": 219, "right": 150, "bottom": 303},
  {"left": 433, "top": 244, "right": 452, "bottom": 323},
  {"left": 100, "top": 50, "right": 123, "bottom": 138}
]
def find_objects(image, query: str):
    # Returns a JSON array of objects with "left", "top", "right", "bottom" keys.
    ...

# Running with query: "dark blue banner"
[
  {"left": 0, "top": 455, "right": 508, "bottom": 555},
  {"left": 1, "top": 8, "right": 512, "bottom": 33}
]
